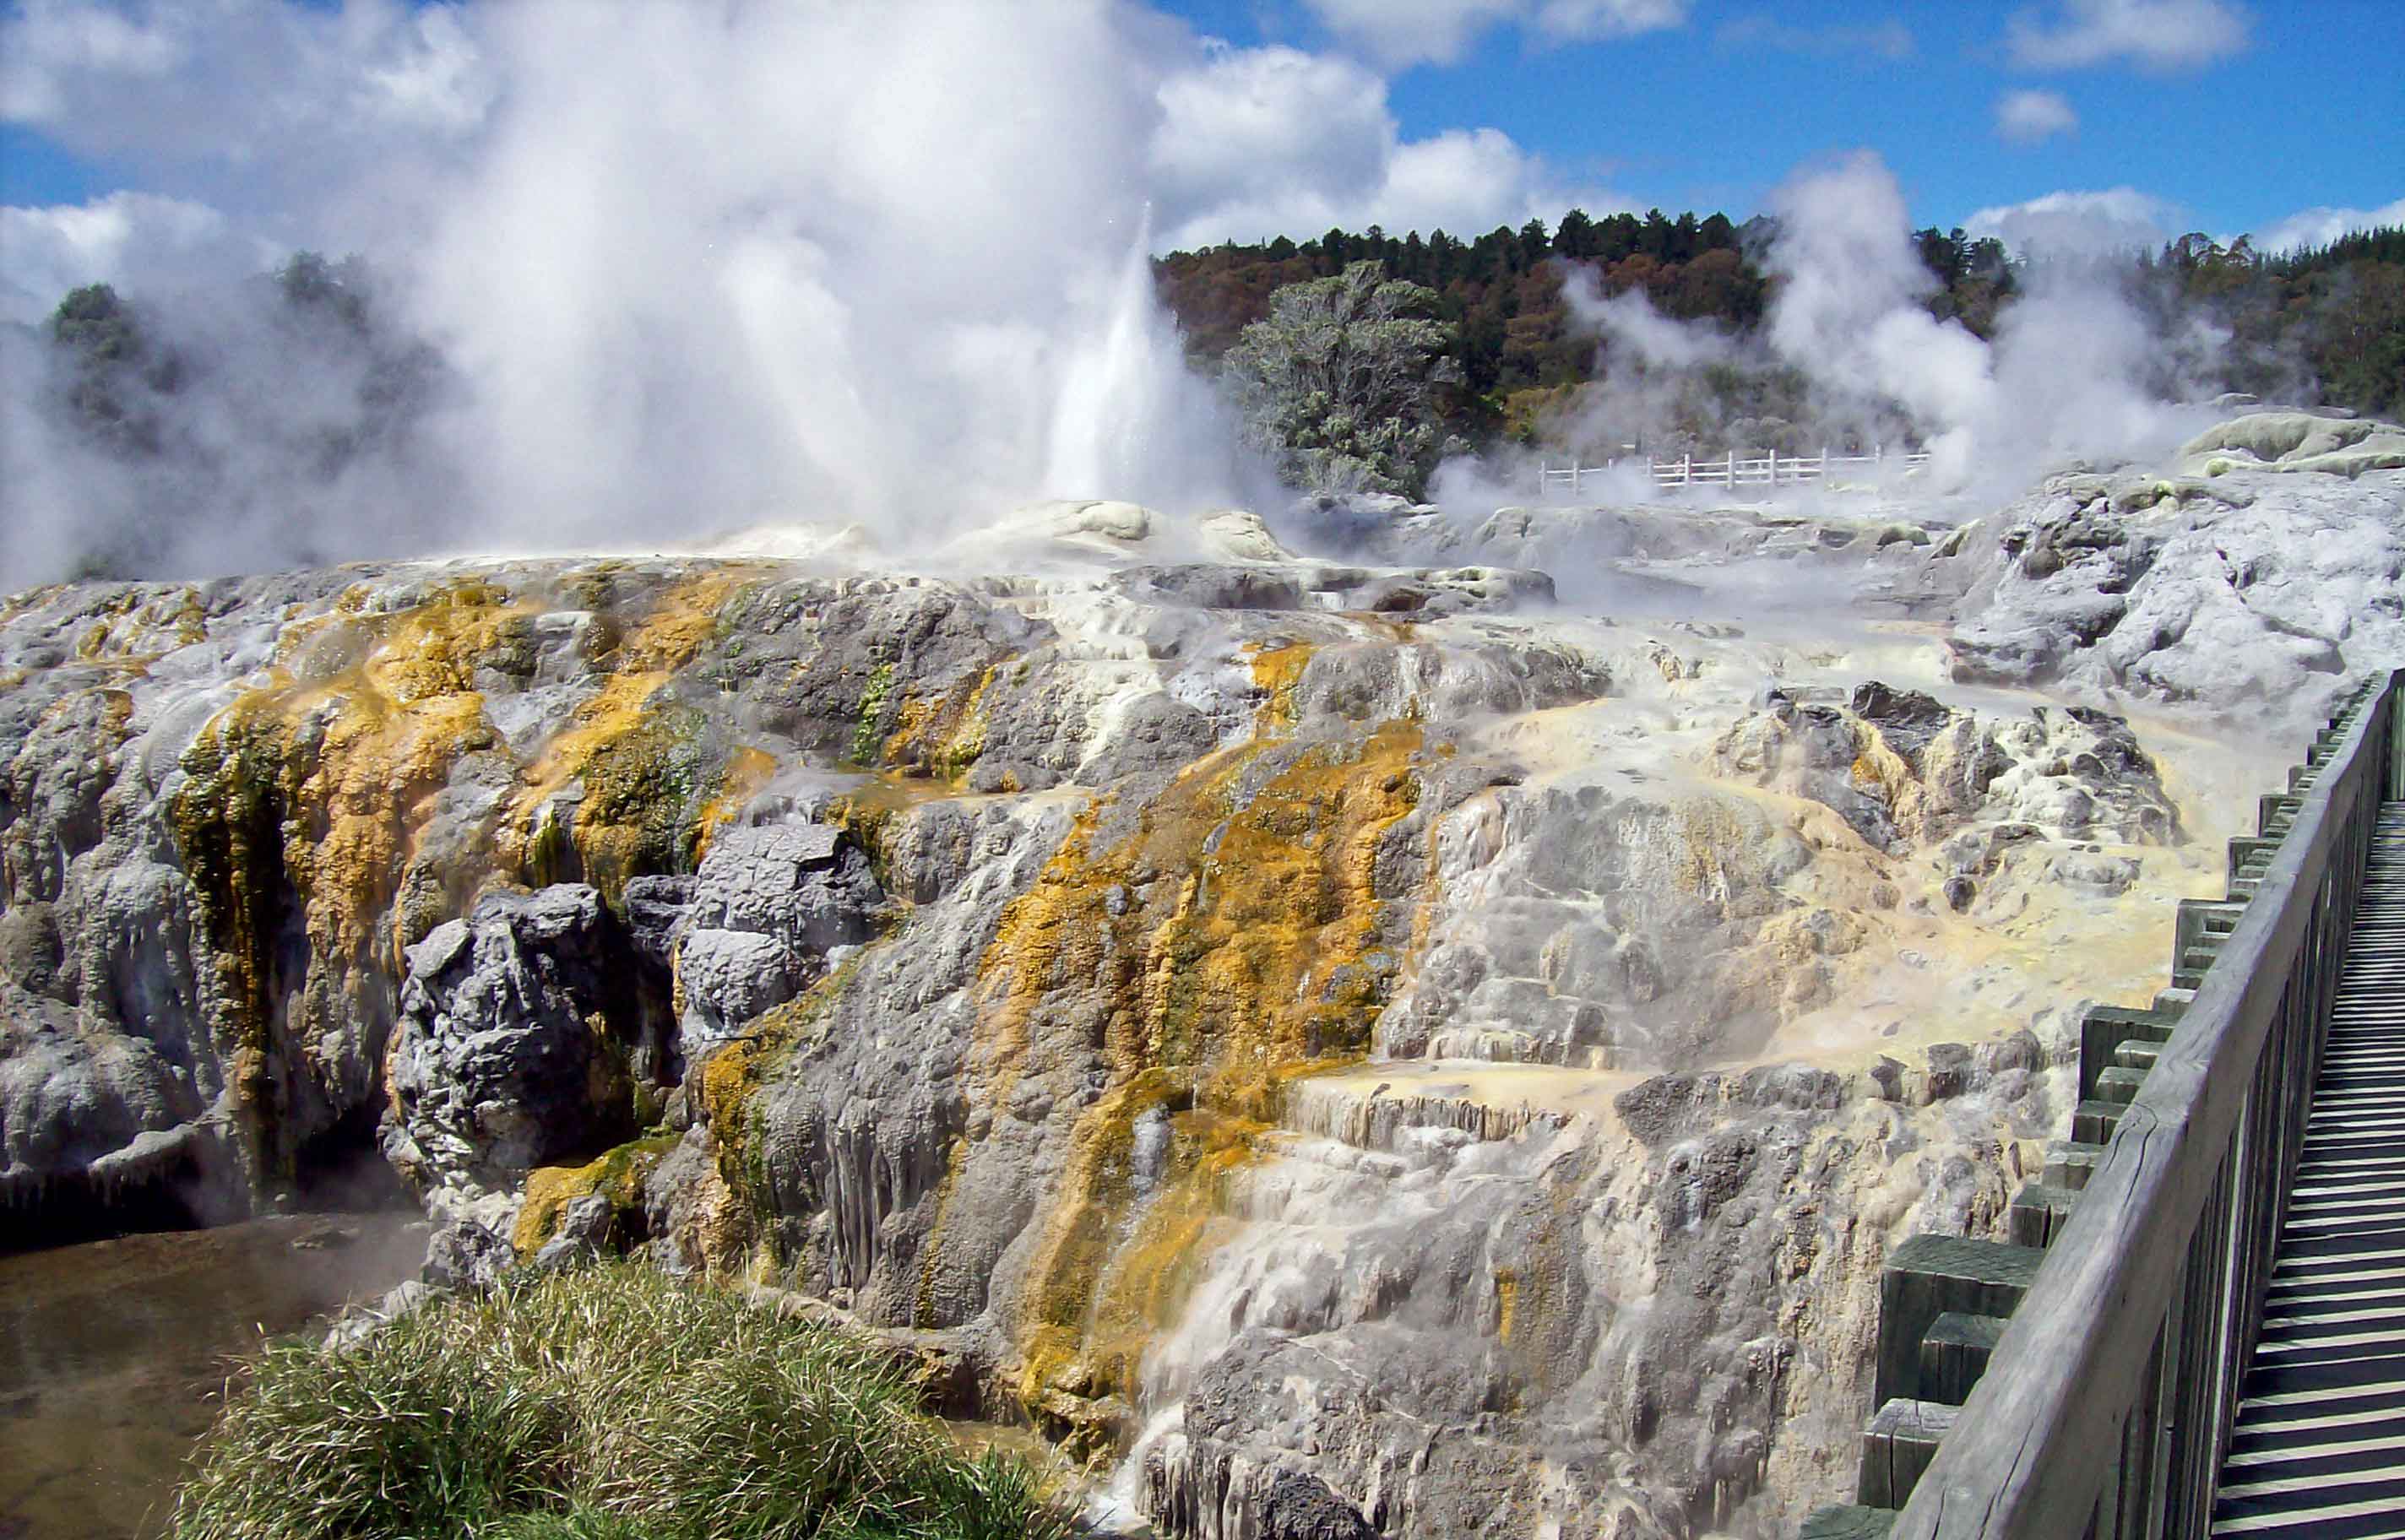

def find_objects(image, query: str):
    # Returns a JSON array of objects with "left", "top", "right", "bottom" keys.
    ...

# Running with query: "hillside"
[{"left": 1155, "top": 214, "right": 2405, "bottom": 452}]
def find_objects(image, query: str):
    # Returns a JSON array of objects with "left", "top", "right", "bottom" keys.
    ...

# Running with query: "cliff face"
[{"left": 3, "top": 442, "right": 2397, "bottom": 1537}]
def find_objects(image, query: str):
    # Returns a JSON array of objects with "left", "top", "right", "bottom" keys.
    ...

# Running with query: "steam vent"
[{"left": 0, "top": 399, "right": 2397, "bottom": 1538}]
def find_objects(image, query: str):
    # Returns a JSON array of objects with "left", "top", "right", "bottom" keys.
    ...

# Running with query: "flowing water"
[{"left": 0, "top": 1213, "right": 426, "bottom": 1540}]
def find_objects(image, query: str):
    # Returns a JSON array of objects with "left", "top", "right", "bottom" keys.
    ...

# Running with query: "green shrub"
[{"left": 173, "top": 1262, "right": 1071, "bottom": 1540}]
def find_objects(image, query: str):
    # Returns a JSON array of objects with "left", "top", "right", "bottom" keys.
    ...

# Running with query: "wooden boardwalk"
[{"left": 2212, "top": 801, "right": 2405, "bottom": 1538}]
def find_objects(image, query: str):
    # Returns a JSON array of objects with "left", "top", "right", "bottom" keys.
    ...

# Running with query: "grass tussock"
[{"left": 173, "top": 1261, "right": 1072, "bottom": 1540}]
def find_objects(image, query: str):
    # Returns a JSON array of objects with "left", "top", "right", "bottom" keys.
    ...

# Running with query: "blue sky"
[
  {"left": 1157, "top": 0, "right": 2405, "bottom": 243},
  {"left": 1, "top": 1, "right": 2399, "bottom": 323}
]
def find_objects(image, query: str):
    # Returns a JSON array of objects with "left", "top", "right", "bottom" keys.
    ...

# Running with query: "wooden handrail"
[{"left": 1888, "top": 670, "right": 2404, "bottom": 1537}]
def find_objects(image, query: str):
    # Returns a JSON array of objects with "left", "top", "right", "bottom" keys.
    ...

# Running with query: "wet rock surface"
[{"left": 0, "top": 442, "right": 2388, "bottom": 1537}]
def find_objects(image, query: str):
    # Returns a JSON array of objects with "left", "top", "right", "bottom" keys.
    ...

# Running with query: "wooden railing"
[
  {"left": 1877, "top": 670, "right": 2405, "bottom": 1537},
  {"left": 1534, "top": 447, "right": 1932, "bottom": 497}
]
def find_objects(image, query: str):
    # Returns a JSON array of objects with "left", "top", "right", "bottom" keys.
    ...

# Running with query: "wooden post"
[
  {"left": 1680, "top": 452, "right": 1691, "bottom": 485},
  {"left": 1767, "top": 447, "right": 1778, "bottom": 485}
]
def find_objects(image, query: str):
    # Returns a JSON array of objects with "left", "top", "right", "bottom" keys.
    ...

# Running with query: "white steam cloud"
[
  {"left": 1545, "top": 151, "right": 2214, "bottom": 495},
  {"left": 1770, "top": 153, "right": 2212, "bottom": 485},
  {"left": 0, "top": 0, "right": 1648, "bottom": 588},
  {"left": 1965, "top": 186, "right": 2180, "bottom": 258},
  {"left": 399, "top": 1, "right": 1241, "bottom": 550},
  {"left": 1, "top": 0, "right": 1300, "bottom": 586}
]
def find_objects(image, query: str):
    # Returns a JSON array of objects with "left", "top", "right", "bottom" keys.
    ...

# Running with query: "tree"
[
  {"left": 1555, "top": 209, "right": 1595, "bottom": 261},
  {"left": 1222, "top": 260, "right": 1463, "bottom": 498},
  {"left": 52, "top": 283, "right": 141, "bottom": 363},
  {"left": 48, "top": 283, "right": 168, "bottom": 453}
]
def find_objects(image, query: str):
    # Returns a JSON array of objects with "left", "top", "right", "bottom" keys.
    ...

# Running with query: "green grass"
[{"left": 172, "top": 1261, "right": 1072, "bottom": 1540}]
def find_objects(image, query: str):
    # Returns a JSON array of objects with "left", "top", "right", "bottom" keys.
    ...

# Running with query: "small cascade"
[
  {"left": 1137, "top": 1431, "right": 1294, "bottom": 1540},
  {"left": 1419, "top": 1021, "right": 1620, "bottom": 1069},
  {"left": 1111, "top": 1063, "right": 1599, "bottom": 1538},
  {"left": 1283, "top": 1074, "right": 1565, "bottom": 1157}
]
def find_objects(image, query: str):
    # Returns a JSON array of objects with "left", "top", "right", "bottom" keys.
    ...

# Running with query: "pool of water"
[{"left": 0, "top": 1213, "right": 426, "bottom": 1540}]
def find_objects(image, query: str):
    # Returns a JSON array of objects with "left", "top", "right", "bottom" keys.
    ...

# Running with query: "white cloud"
[
  {"left": 1302, "top": 0, "right": 1687, "bottom": 69},
  {"left": 1149, "top": 42, "right": 1619, "bottom": 250},
  {"left": 0, "top": 0, "right": 181, "bottom": 119},
  {"left": 1150, "top": 44, "right": 1392, "bottom": 220},
  {"left": 2250, "top": 196, "right": 2405, "bottom": 253},
  {"left": 1713, "top": 14, "right": 1914, "bottom": 59},
  {"left": 2005, "top": 0, "right": 2250, "bottom": 73},
  {"left": 1966, "top": 187, "right": 2181, "bottom": 257},
  {"left": 0, "top": 0, "right": 492, "bottom": 233},
  {"left": 0, "top": 190, "right": 269, "bottom": 323},
  {"left": 1995, "top": 88, "right": 2078, "bottom": 143}
]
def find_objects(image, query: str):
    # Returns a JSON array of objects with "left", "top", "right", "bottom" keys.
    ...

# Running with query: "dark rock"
[
  {"left": 1257, "top": 1467, "right": 1380, "bottom": 1540},
  {"left": 1977, "top": 1029, "right": 2048, "bottom": 1081},
  {"left": 1923, "top": 1042, "right": 1973, "bottom": 1103},
  {"left": 1849, "top": 681, "right": 1951, "bottom": 762},
  {"left": 382, "top": 885, "right": 642, "bottom": 1191},
  {"left": 620, "top": 875, "right": 694, "bottom": 968},
  {"left": 422, "top": 1217, "right": 513, "bottom": 1292}
]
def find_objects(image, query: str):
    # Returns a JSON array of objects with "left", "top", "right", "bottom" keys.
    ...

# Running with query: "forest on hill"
[{"left": 1157, "top": 213, "right": 2405, "bottom": 460}]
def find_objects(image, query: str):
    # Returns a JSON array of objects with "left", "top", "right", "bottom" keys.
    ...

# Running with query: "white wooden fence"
[{"left": 1535, "top": 445, "right": 1933, "bottom": 498}]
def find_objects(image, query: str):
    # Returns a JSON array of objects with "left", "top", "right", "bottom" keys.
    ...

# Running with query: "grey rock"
[
  {"left": 621, "top": 875, "right": 694, "bottom": 968},
  {"left": 531, "top": 1185, "right": 638, "bottom": 1274},
  {"left": 1942, "top": 453, "right": 2405, "bottom": 710},
  {"left": 422, "top": 1217, "right": 514, "bottom": 1292},
  {"left": 674, "top": 822, "right": 883, "bottom": 1054},
  {"left": 383, "top": 885, "right": 640, "bottom": 1192}
]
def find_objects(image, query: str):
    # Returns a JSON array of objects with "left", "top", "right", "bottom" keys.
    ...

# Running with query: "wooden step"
[
  {"left": 1858, "top": 1399, "right": 1958, "bottom": 1509},
  {"left": 1919, "top": 1310, "right": 2011, "bottom": 1404},
  {"left": 2080, "top": 1006, "right": 2177, "bottom": 1100},
  {"left": 1875, "top": 1234, "right": 2048, "bottom": 1406},
  {"left": 2009, "top": 1182, "right": 2081, "bottom": 1248},
  {"left": 2044, "top": 1139, "right": 2108, "bottom": 1191},
  {"left": 2093, "top": 1066, "right": 2147, "bottom": 1105},
  {"left": 2109, "top": 1040, "right": 2162, "bottom": 1073},
  {"left": 2073, "top": 1098, "right": 2127, "bottom": 1143}
]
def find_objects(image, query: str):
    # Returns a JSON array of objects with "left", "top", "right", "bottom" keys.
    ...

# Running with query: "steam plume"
[
  {"left": 1550, "top": 151, "right": 2218, "bottom": 495},
  {"left": 0, "top": 0, "right": 1256, "bottom": 587}
]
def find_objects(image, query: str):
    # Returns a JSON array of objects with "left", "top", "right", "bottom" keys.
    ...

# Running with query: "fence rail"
[
  {"left": 1535, "top": 447, "right": 1933, "bottom": 497},
  {"left": 1887, "top": 669, "right": 2405, "bottom": 1537}
]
